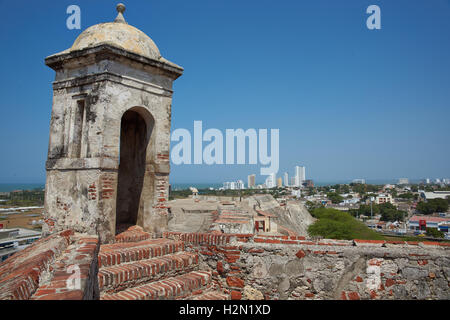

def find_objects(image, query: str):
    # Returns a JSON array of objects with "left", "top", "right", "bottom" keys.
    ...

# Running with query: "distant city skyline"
[{"left": 1, "top": 175, "right": 450, "bottom": 193}]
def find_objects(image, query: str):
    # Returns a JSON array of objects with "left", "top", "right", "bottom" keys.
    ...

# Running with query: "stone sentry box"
[{"left": 42, "top": 4, "right": 183, "bottom": 242}]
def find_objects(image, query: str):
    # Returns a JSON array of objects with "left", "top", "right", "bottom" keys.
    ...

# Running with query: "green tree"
[
  {"left": 326, "top": 192, "right": 344, "bottom": 204},
  {"left": 398, "top": 192, "right": 415, "bottom": 200},
  {"left": 305, "top": 201, "right": 323, "bottom": 212},
  {"left": 307, "top": 187, "right": 317, "bottom": 196},
  {"left": 390, "top": 189, "right": 398, "bottom": 198},
  {"left": 417, "top": 199, "right": 449, "bottom": 214},
  {"left": 380, "top": 208, "right": 404, "bottom": 222},
  {"left": 425, "top": 227, "right": 444, "bottom": 239}
]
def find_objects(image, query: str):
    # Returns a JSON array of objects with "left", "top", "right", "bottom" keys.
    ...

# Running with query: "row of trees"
[
  {"left": 397, "top": 192, "right": 418, "bottom": 200},
  {"left": 1, "top": 189, "right": 45, "bottom": 206},
  {"left": 416, "top": 198, "right": 449, "bottom": 214},
  {"left": 348, "top": 202, "right": 406, "bottom": 222},
  {"left": 326, "top": 192, "right": 344, "bottom": 204}
]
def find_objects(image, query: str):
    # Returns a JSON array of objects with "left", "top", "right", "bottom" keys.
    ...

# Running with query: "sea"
[
  {"left": 0, "top": 179, "right": 420, "bottom": 192},
  {"left": 0, "top": 183, "right": 45, "bottom": 192}
]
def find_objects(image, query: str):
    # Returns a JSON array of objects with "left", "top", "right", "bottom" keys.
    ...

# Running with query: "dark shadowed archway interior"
[{"left": 116, "top": 110, "right": 148, "bottom": 234}]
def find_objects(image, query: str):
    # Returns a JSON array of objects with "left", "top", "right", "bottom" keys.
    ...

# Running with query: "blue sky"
[{"left": 0, "top": 0, "right": 449, "bottom": 184}]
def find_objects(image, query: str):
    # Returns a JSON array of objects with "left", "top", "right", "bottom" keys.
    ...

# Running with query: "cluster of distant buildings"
[
  {"left": 398, "top": 177, "right": 450, "bottom": 185},
  {"left": 424, "top": 178, "right": 450, "bottom": 185},
  {"left": 352, "top": 178, "right": 450, "bottom": 186},
  {"left": 222, "top": 165, "right": 313, "bottom": 191},
  {"left": 222, "top": 180, "right": 245, "bottom": 190},
  {"left": 0, "top": 228, "right": 41, "bottom": 262},
  {"left": 221, "top": 172, "right": 450, "bottom": 195}
]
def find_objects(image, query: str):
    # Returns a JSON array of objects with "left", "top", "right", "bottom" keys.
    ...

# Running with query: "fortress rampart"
[
  {"left": 0, "top": 230, "right": 448, "bottom": 300},
  {"left": 163, "top": 232, "right": 450, "bottom": 300}
]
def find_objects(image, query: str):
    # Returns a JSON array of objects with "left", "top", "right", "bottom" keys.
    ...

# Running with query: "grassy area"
[
  {"left": 308, "top": 207, "right": 450, "bottom": 242},
  {"left": 1, "top": 199, "right": 44, "bottom": 206},
  {"left": 0, "top": 189, "right": 45, "bottom": 207},
  {"left": 308, "top": 207, "right": 385, "bottom": 240}
]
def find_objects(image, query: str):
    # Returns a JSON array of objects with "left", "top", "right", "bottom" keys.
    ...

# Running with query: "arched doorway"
[{"left": 115, "top": 108, "right": 152, "bottom": 234}]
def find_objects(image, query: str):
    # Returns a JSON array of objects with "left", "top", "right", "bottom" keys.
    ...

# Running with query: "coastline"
[{"left": 0, "top": 178, "right": 428, "bottom": 193}]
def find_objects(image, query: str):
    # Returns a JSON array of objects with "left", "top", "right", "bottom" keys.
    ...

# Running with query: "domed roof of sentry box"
[{"left": 70, "top": 3, "right": 161, "bottom": 61}]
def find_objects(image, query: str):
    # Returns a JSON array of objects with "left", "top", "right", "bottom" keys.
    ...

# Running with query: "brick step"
[
  {"left": 115, "top": 225, "right": 152, "bottom": 243},
  {"left": 98, "top": 238, "right": 184, "bottom": 268},
  {"left": 100, "top": 271, "right": 212, "bottom": 300},
  {"left": 98, "top": 252, "right": 199, "bottom": 293}
]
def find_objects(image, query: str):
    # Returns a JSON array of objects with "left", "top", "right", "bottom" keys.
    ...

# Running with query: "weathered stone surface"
[
  {"left": 402, "top": 267, "right": 429, "bottom": 280},
  {"left": 251, "top": 257, "right": 268, "bottom": 278},
  {"left": 285, "top": 259, "right": 304, "bottom": 276},
  {"left": 277, "top": 276, "right": 291, "bottom": 298},
  {"left": 242, "top": 285, "right": 264, "bottom": 300},
  {"left": 269, "top": 262, "right": 284, "bottom": 277},
  {"left": 173, "top": 232, "right": 450, "bottom": 300}
]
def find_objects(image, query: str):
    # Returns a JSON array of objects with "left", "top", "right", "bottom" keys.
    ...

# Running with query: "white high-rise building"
[
  {"left": 223, "top": 180, "right": 245, "bottom": 190},
  {"left": 265, "top": 173, "right": 276, "bottom": 188},
  {"left": 290, "top": 177, "right": 296, "bottom": 186},
  {"left": 284, "top": 172, "right": 289, "bottom": 187},
  {"left": 235, "top": 180, "right": 245, "bottom": 190},
  {"left": 295, "top": 166, "right": 306, "bottom": 187}
]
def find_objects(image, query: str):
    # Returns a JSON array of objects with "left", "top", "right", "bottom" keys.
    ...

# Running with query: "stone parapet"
[{"left": 163, "top": 232, "right": 450, "bottom": 300}]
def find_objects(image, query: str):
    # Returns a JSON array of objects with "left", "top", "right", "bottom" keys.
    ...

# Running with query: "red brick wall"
[{"left": 0, "top": 230, "right": 99, "bottom": 300}]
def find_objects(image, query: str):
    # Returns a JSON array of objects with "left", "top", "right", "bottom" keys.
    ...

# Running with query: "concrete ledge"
[{"left": 46, "top": 157, "right": 118, "bottom": 170}]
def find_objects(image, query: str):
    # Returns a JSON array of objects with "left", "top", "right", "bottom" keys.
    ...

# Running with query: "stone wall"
[
  {"left": 163, "top": 232, "right": 450, "bottom": 300},
  {"left": 2, "top": 230, "right": 448, "bottom": 300}
]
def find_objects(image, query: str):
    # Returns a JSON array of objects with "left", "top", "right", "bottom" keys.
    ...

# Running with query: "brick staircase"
[{"left": 98, "top": 226, "right": 229, "bottom": 300}]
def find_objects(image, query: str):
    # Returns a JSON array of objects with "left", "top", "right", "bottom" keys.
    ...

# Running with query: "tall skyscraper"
[
  {"left": 277, "top": 177, "right": 283, "bottom": 188},
  {"left": 284, "top": 172, "right": 289, "bottom": 187},
  {"left": 295, "top": 166, "right": 306, "bottom": 187},
  {"left": 247, "top": 174, "right": 256, "bottom": 189},
  {"left": 265, "top": 173, "right": 276, "bottom": 188},
  {"left": 290, "top": 177, "right": 296, "bottom": 186}
]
